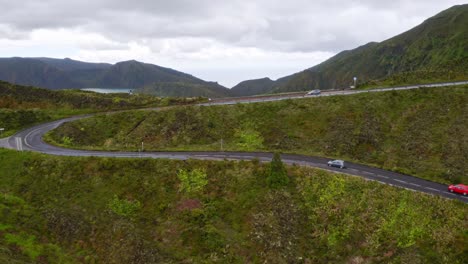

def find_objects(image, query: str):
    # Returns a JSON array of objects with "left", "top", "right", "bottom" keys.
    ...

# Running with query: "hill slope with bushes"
[
  {"left": 0, "top": 80, "right": 202, "bottom": 137},
  {"left": 50, "top": 86, "right": 468, "bottom": 183},
  {"left": 0, "top": 149, "right": 466, "bottom": 263},
  {"left": 48, "top": 86, "right": 468, "bottom": 184}
]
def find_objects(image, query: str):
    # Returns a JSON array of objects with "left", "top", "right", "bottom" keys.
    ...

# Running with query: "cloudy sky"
[{"left": 0, "top": 0, "right": 465, "bottom": 87}]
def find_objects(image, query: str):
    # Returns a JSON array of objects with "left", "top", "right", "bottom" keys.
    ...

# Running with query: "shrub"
[
  {"left": 266, "top": 153, "right": 289, "bottom": 189},
  {"left": 108, "top": 195, "right": 141, "bottom": 217},
  {"left": 4, "top": 233, "right": 43, "bottom": 260},
  {"left": 177, "top": 168, "right": 208, "bottom": 195},
  {"left": 235, "top": 127, "right": 264, "bottom": 151},
  {"left": 61, "top": 136, "right": 73, "bottom": 145}
]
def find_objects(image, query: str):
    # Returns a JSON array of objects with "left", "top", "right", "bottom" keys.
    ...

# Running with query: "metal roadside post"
[{"left": 0, "top": 128, "right": 4, "bottom": 136}]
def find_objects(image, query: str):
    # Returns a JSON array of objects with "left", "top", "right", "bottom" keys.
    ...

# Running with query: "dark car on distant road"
[{"left": 448, "top": 184, "right": 468, "bottom": 196}]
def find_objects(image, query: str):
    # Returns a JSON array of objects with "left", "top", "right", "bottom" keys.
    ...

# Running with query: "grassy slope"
[
  {"left": 359, "top": 70, "right": 468, "bottom": 89},
  {"left": 138, "top": 81, "right": 230, "bottom": 98},
  {"left": 0, "top": 149, "right": 466, "bottom": 263},
  {"left": 0, "top": 81, "right": 204, "bottom": 137},
  {"left": 48, "top": 86, "right": 468, "bottom": 184}
]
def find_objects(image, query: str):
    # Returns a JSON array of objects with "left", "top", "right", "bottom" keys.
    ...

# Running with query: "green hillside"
[
  {"left": 138, "top": 81, "right": 230, "bottom": 98},
  {"left": 0, "top": 149, "right": 466, "bottom": 263},
  {"left": 47, "top": 86, "right": 468, "bottom": 184},
  {"left": 0, "top": 81, "right": 202, "bottom": 137},
  {"left": 0, "top": 58, "right": 231, "bottom": 97},
  {"left": 231, "top": 4, "right": 468, "bottom": 95}
]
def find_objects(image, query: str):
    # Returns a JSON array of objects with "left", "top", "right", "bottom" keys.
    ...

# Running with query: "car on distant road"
[
  {"left": 327, "top": 160, "right": 345, "bottom": 169},
  {"left": 307, "top": 89, "right": 321, "bottom": 95},
  {"left": 448, "top": 184, "right": 468, "bottom": 196}
]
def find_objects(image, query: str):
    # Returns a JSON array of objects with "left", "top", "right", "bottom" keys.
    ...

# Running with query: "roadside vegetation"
[
  {"left": 0, "top": 149, "right": 466, "bottom": 263},
  {"left": 0, "top": 81, "right": 204, "bottom": 137},
  {"left": 359, "top": 68, "right": 468, "bottom": 89},
  {"left": 48, "top": 86, "right": 468, "bottom": 184}
]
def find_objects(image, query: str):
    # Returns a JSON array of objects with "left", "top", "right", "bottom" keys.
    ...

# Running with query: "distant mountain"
[
  {"left": 0, "top": 58, "right": 231, "bottom": 97},
  {"left": 0, "top": 58, "right": 78, "bottom": 89},
  {"left": 35, "top": 57, "right": 111, "bottom": 71},
  {"left": 230, "top": 78, "right": 276, "bottom": 96},
  {"left": 232, "top": 4, "right": 468, "bottom": 95},
  {"left": 97, "top": 60, "right": 215, "bottom": 88}
]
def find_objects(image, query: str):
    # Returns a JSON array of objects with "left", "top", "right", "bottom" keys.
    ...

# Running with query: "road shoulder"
[{"left": 0, "top": 137, "right": 11, "bottom": 149}]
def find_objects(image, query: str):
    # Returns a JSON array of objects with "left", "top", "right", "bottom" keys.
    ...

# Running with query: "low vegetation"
[
  {"left": 0, "top": 149, "right": 466, "bottom": 263},
  {"left": 0, "top": 80, "right": 204, "bottom": 137},
  {"left": 138, "top": 81, "right": 231, "bottom": 98},
  {"left": 48, "top": 86, "right": 468, "bottom": 184},
  {"left": 359, "top": 69, "right": 468, "bottom": 89}
]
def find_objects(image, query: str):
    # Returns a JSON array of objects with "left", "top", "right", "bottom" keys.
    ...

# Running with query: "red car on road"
[{"left": 448, "top": 184, "right": 468, "bottom": 196}]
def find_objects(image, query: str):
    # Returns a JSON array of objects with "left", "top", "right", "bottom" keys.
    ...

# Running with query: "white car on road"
[
  {"left": 307, "top": 89, "right": 321, "bottom": 95},
  {"left": 328, "top": 160, "right": 345, "bottom": 169}
]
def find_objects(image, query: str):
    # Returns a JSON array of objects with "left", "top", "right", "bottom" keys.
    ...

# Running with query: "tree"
[{"left": 266, "top": 153, "right": 289, "bottom": 189}]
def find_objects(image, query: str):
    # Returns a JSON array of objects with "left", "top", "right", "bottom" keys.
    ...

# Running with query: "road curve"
[
  {"left": 4, "top": 116, "right": 468, "bottom": 204},
  {"left": 2, "top": 81, "right": 468, "bottom": 203}
]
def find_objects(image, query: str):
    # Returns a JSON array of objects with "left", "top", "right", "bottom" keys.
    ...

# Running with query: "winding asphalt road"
[{"left": 1, "top": 81, "right": 467, "bottom": 203}]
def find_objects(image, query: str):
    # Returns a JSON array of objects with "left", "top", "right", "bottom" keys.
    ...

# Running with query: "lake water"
[{"left": 81, "top": 88, "right": 133, "bottom": 94}]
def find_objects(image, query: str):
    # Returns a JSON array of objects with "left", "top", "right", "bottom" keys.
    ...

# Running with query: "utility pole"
[{"left": 221, "top": 110, "right": 225, "bottom": 152}]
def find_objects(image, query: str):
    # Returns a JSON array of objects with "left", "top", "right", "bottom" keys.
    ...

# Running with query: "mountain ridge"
[{"left": 0, "top": 57, "right": 231, "bottom": 97}]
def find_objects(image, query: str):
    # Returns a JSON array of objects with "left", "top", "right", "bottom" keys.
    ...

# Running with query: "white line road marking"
[
  {"left": 15, "top": 137, "right": 23, "bottom": 151},
  {"left": 394, "top": 179, "right": 407, "bottom": 184},
  {"left": 409, "top": 183, "right": 421, "bottom": 187},
  {"left": 24, "top": 125, "right": 54, "bottom": 149},
  {"left": 373, "top": 174, "right": 389, "bottom": 179},
  {"left": 425, "top": 187, "right": 441, "bottom": 193}
]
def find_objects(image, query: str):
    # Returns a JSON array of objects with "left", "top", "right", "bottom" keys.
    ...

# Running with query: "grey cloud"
[{"left": 0, "top": 0, "right": 465, "bottom": 53}]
